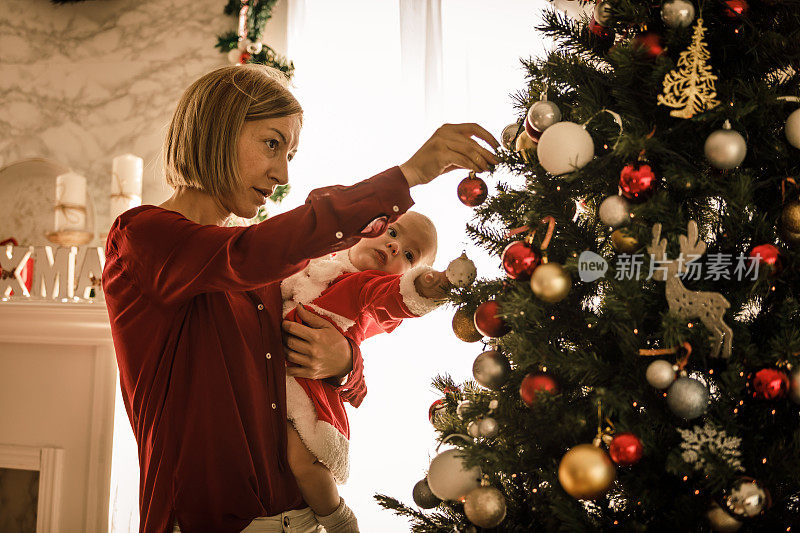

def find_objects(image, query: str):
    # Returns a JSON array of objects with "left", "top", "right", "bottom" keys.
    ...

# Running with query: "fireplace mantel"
[{"left": 0, "top": 300, "right": 116, "bottom": 533}]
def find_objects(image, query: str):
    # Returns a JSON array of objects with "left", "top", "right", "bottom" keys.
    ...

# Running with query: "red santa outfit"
[{"left": 281, "top": 251, "right": 440, "bottom": 482}]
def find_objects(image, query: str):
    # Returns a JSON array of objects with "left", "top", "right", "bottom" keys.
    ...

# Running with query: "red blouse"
[{"left": 102, "top": 167, "right": 413, "bottom": 533}]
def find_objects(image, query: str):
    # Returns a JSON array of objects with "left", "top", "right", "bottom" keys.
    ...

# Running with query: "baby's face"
[{"left": 348, "top": 212, "right": 436, "bottom": 275}]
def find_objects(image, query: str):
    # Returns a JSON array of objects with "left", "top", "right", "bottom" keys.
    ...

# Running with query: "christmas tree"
[{"left": 378, "top": 0, "right": 800, "bottom": 530}]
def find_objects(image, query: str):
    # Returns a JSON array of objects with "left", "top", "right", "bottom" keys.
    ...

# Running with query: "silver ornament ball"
[
  {"left": 598, "top": 195, "right": 631, "bottom": 228},
  {"left": 786, "top": 108, "right": 800, "bottom": 149},
  {"left": 527, "top": 100, "right": 562, "bottom": 133},
  {"left": 593, "top": 1, "right": 613, "bottom": 25},
  {"left": 467, "top": 420, "right": 481, "bottom": 438},
  {"left": 661, "top": 0, "right": 696, "bottom": 28},
  {"left": 478, "top": 417, "right": 499, "bottom": 438},
  {"left": 488, "top": 399, "right": 499, "bottom": 411},
  {"left": 646, "top": 359, "right": 677, "bottom": 389},
  {"left": 666, "top": 376, "right": 709, "bottom": 419},
  {"left": 456, "top": 400, "right": 473, "bottom": 420},
  {"left": 725, "top": 478, "right": 770, "bottom": 518},
  {"left": 472, "top": 350, "right": 511, "bottom": 390},
  {"left": 501, "top": 123, "right": 519, "bottom": 150},
  {"left": 412, "top": 478, "right": 442, "bottom": 509},
  {"left": 463, "top": 486, "right": 507, "bottom": 528},
  {"left": 704, "top": 123, "right": 747, "bottom": 170}
]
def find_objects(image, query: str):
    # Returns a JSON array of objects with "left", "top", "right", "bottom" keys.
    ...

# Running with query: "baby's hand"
[{"left": 414, "top": 269, "right": 451, "bottom": 300}]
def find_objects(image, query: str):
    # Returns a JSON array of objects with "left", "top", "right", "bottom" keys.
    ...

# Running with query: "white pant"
[{"left": 173, "top": 507, "right": 324, "bottom": 532}]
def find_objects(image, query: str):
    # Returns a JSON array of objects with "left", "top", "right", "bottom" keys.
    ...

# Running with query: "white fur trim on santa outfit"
[
  {"left": 282, "top": 252, "right": 359, "bottom": 318},
  {"left": 398, "top": 265, "right": 442, "bottom": 316},
  {"left": 286, "top": 376, "right": 351, "bottom": 484}
]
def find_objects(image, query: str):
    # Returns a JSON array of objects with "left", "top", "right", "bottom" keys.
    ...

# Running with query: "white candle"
[
  {"left": 55, "top": 171, "right": 87, "bottom": 231},
  {"left": 109, "top": 153, "right": 143, "bottom": 222}
]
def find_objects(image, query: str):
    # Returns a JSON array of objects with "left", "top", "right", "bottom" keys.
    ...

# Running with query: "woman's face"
[{"left": 229, "top": 114, "right": 301, "bottom": 219}]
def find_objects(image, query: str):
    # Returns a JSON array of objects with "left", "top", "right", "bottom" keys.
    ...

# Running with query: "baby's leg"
[
  {"left": 286, "top": 423, "right": 340, "bottom": 515},
  {"left": 286, "top": 424, "right": 360, "bottom": 533}
]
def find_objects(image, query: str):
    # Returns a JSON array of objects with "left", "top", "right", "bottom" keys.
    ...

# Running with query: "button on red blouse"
[{"left": 102, "top": 167, "right": 413, "bottom": 533}]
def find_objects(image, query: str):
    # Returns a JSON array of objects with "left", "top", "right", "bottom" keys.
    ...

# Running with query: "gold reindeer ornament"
[{"left": 648, "top": 220, "right": 733, "bottom": 358}]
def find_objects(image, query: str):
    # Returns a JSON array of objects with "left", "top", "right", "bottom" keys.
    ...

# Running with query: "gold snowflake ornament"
[{"left": 657, "top": 18, "right": 721, "bottom": 119}]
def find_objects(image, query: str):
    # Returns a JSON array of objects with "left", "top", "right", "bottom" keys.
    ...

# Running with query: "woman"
[{"left": 102, "top": 64, "right": 498, "bottom": 533}]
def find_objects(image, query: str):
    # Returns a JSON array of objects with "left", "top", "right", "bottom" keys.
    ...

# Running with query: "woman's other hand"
[
  {"left": 282, "top": 305, "right": 353, "bottom": 380},
  {"left": 399, "top": 123, "right": 500, "bottom": 187}
]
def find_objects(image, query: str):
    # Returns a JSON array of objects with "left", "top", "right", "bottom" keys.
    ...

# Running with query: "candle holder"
[{"left": 45, "top": 229, "right": 94, "bottom": 246}]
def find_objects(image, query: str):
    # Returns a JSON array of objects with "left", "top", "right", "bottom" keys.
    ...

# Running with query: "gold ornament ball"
[
  {"left": 558, "top": 444, "right": 616, "bottom": 499},
  {"left": 530, "top": 263, "right": 571, "bottom": 303},
  {"left": 782, "top": 199, "right": 800, "bottom": 234},
  {"left": 706, "top": 502, "right": 743, "bottom": 532},
  {"left": 463, "top": 486, "right": 507, "bottom": 528},
  {"left": 453, "top": 308, "right": 484, "bottom": 343},
  {"left": 611, "top": 228, "right": 640, "bottom": 253},
  {"left": 515, "top": 130, "right": 537, "bottom": 162}
]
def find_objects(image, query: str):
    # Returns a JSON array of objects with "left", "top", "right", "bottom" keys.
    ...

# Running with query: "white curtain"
[{"left": 108, "top": 2, "right": 548, "bottom": 531}]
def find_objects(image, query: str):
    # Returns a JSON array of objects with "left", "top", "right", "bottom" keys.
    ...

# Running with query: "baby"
[{"left": 280, "top": 211, "right": 448, "bottom": 533}]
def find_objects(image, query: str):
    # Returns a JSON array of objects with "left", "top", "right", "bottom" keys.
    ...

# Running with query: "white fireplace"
[{"left": 0, "top": 301, "right": 116, "bottom": 532}]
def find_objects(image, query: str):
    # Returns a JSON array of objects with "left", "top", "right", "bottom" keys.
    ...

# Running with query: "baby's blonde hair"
[
  {"left": 162, "top": 64, "right": 303, "bottom": 200},
  {"left": 400, "top": 211, "right": 438, "bottom": 266}
]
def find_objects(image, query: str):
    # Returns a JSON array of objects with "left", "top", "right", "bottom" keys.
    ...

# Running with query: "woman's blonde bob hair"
[{"left": 163, "top": 64, "right": 302, "bottom": 199}]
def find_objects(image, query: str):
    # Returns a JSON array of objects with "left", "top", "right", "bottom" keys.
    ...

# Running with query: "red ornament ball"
[
  {"left": 749, "top": 244, "right": 780, "bottom": 270},
  {"left": 608, "top": 433, "right": 644, "bottom": 466},
  {"left": 588, "top": 17, "right": 614, "bottom": 46},
  {"left": 519, "top": 372, "right": 558, "bottom": 407},
  {"left": 457, "top": 175, "right": 488, "bottom": 207},
  {"left": 631, "top": 32, "right": 665, "bottom": 58},
  {"left": 428, "top": 399, "right": 446, "bottom": 425},
  {"left": 239, "top": 51, "right": 252, "bottom": 63},
  {"left": 723, "top": 0, "right": 749, "bottom": 18},
  {"left": 619, "top": 163, "right": 657, "bottom": 202},
  {"left": 524, "top": 117, "right": 544, "bottom": 142},
  {"left": 473, "top": 300, "right": 510, "bottom": 338},
  {"left": 751, "top": 368, "right": 790, "bottom": 400},
  {"left": 501, "top": 240, "right": 541, "bottom": 280}
]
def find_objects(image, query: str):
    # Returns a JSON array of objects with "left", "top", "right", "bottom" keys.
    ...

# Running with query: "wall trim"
[{"left": 0, "top": 443, "right": 65, "bottom": 533}]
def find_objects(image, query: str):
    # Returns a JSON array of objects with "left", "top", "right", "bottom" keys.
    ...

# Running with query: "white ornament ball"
[
  {"left": 646, "top": 360, "right": 677, "bottom": 389},
  {"left": 426, "top": 449, "right": 482, "bottom": 501},
  {"left": 478, "top": 417, "right": 499, "bottom": 438},
  {"left": 598, "top": 195, "right": 631, "bottom": 228},
  {"left": 227, "top": 48, "right": 245, "bottom": 64},
  {"left": 661, "top": 0, "right": 696, "bottom": 28},
  {"left": 785, "top": 108, "right": 800, "bottom": 149},
  {"left": 246, "top": 41, "right": 263, "bottom": 55},
  {"left": 527, "top": 100, "right": 562, "bottom": 133},
  {"left": 704, "top": 125, "right": 747, "bottom": 170},
  {"left": 446, "top": 252, "right": 477, "bottom": 288},
  {"left": 537, "top": 122, "right": 595, "bottom": 176},
  {"left": 237, "top": 38, "right": 252, "bottom": 51},
  {"left": 488, "top": 399, "right": 499, "bottom": 411}
]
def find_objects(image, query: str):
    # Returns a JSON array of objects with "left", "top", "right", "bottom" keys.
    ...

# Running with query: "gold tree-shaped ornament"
[{"left": 657, "top": 18, "right": 721, "bottom": 119}]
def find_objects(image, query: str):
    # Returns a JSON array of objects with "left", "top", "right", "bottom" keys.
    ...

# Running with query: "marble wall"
[{"left": 0, "top": 0, "right": 287, "bottom": 247}]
